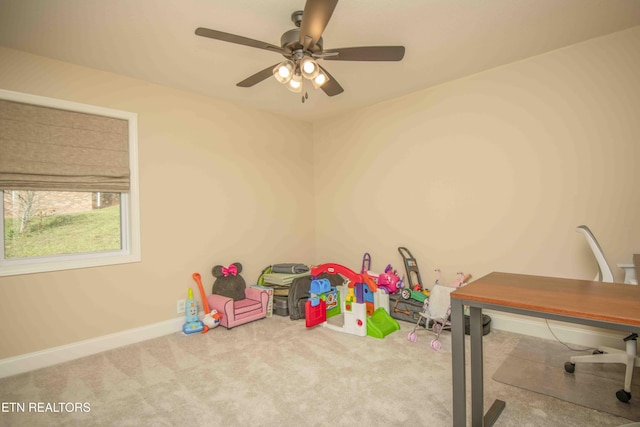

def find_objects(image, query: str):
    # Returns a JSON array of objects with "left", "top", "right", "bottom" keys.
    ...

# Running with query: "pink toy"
[
  {"left": 360, "top": 253, "right": 403, "bottom": 294},
  {"left": 207, "top": 262, "right": 269, "bottom": 329},
  {"left": 377, "top": 264, "right": 403, "bottom": 294}
]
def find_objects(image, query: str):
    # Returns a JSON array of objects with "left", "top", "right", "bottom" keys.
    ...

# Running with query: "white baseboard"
[
  {"left": 0, "top": 312, "right": 633, "bottom": 379},
  {"left": 0, "top": 317, "right": 184, "bottom": 379},
  {"left": 488, "top": 310, "right": 629, "bottom": 350}
]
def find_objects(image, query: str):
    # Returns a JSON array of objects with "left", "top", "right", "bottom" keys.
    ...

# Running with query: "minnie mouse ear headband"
[{"left": 212, "top": 262, "right": 243, "bottom": 278}]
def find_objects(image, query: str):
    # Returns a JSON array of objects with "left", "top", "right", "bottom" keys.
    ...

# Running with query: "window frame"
[{"left": 0, "top": 89, "right": 140, "bottom": 276}]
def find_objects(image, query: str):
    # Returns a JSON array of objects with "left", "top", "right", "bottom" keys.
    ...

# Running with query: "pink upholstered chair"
[
  {"left": 207, "top": 287, "right": 268, "bottom": 329},
  {"left": 208, "top": 262, "right": 269, "bottom": 329}
]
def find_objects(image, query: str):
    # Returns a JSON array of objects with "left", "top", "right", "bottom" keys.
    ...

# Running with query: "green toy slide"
[{"left": 367, "top": 307, "right": 401, "bottom": 339}]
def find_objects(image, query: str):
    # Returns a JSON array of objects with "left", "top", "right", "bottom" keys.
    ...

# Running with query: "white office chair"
[{"left": 564, "top": 225, "right": 639, "bottom": 403}]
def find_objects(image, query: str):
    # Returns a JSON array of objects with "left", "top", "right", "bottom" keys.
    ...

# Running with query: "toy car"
[{"left": 401, "top": 287, "right": 430, "bottom": 302}]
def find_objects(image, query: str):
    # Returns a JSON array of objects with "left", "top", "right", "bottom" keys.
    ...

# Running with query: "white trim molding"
[
  {"left": 0, "top": 317, "right": 183, "bottom": 379},
  {"left": 487, "top": 310, "right": 629, "bottom": 350},
  {"left": 0, "top": 312, "right": 632, "bottom": 379}
]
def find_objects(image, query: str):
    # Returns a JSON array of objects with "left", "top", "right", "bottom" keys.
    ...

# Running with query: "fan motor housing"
[{"left": 280, "top": 28, "right": 323, "bottom": 52}]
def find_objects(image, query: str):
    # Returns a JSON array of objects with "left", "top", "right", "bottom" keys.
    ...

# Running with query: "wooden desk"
[{"left": 450, "top": 272, "right": 640, "bottom": 427}]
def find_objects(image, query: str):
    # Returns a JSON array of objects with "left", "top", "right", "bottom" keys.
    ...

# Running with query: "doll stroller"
[{"left": 407, "top": 283, "right": 458, "bottom": 350}]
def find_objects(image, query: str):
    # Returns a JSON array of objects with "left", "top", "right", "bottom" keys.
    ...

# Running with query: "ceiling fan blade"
[
  {"left": 318, "top": 66, "right": 344, "bottom": 97},
  {"left": 195, "top": 27, "right": 285, "bottom": 54},
  {"left": 299, "top": 0, "right": 338, "bottom": 50},
  {"left": 322, "top": 46, "right": 405, "bottom": 61},
  {"left": 236, "top": 64, "right": 279, "bottom": 88}
]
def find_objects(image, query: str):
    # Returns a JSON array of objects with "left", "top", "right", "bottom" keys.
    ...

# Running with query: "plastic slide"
[{"left": 366, "top": 307, "right": 401, "bottom": 339}]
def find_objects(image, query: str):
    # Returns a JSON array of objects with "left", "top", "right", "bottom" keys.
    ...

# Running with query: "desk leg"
[
  {"left": 470, "top": 307, "right": 506, "bottom": 427},
  {"left": 470, "top": 306, "right": 484, "bottom": 426},
  {"left": 451, "top": 299, "right": 466, "bottom": 427}
]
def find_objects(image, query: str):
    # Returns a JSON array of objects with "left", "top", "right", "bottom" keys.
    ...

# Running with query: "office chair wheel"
[
  {"left": 616, "top": 389, "right": 631, "bottom": 403},
  {"left": 408, "top": 331, "right": 417, "bottom": 343},
  {"left": 564, "top": 362, "right": 575, "bottom": 373}
]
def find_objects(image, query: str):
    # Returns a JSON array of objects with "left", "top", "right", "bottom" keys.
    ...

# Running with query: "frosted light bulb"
[
  {"left": 303, "top": 60, "right": 316, "bottom": 74},
  {"left": 278, "top": 66, "right": 290, "bottom": 79},
  {"left": 300, "top": 56, "right": 320, "bottom": 79},
  {"left": 273, "top": 60, "right": 294, "bottom": 84}
]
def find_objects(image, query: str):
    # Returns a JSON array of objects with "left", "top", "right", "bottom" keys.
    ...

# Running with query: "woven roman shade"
[{"left": 0, "top": 99, "right": 130, "bottom": 192}]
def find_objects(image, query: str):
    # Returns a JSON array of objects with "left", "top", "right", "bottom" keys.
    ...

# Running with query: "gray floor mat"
[{"left": 492, "top": 336, "right": 640, "bottom": 421}]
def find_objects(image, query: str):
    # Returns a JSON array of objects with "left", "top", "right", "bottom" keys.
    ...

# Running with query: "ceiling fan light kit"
[
  {"left": 195, "top": 0, "right": 405, "bottom": 101},
  {"left": 273, "top": 60, "right": 295, "bottom": 84},
  {"left": 311, "top": 69, "right": 328, "bottom": 89},
  {"left": 287, "top": 73, "right": 303, "bottom": 93},
  {"left": 300, "top": 55, "right": 320, "bottom": 79},
  {"left": 274, "top": 52, "right": 327, "bottom": 97}
]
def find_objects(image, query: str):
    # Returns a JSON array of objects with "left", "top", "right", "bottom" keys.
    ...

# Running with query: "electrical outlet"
[{"left": 177, "top": 299, "right": 186, "bottom": 314}]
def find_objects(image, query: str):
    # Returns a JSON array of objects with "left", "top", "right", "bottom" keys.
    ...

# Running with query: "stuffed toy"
[{"left": 211, "top": 262, "right": 246, "bottom": 301}]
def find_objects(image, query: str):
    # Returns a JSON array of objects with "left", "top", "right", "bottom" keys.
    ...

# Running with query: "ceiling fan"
[{"left": 195, "top": 0, "right": 405, "bottom": 101}]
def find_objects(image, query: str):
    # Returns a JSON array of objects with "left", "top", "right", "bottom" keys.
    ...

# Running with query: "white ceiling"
[{"left": 1, "top": 0, "right": 639, "bottom": 123}]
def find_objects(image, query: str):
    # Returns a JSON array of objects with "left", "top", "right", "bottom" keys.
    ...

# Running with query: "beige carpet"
[
  {"left": 493, "top": 335, "right": 640, "bottom": 421},
  {"left": 0, "top": 315, "right": 636, "bottom": 426}
]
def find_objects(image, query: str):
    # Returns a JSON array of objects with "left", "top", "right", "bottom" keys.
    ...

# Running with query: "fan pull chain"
[{"left": 302, "top": 91, "right": 309, "bottom": 103}]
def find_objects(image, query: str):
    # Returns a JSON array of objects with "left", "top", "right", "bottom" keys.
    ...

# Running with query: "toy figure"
[{"left": 182, "top": 287, "right": 204, "bottom": 334}]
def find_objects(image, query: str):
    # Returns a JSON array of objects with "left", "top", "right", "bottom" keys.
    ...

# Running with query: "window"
[{"left": 0, "top": 89, "right": 140, "bottom": 276}]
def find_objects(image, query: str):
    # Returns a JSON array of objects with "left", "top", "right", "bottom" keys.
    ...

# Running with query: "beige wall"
[
  {"left": 0, "top": 47, "right": 315, "bottom": 359},
  {"left": 1, "top": 25, "right": 639, "bottom": 361},
  {"left": 312, "top": 26, "right": 640, "bottom": 286}
]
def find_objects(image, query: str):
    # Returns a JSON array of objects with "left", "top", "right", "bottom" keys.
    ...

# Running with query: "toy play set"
[
  {"left": 179, "top": 249, "right": 480, "bottom": 351},
  {"left": 287, "top": 273, "right": 345, "bottom": 320},
  {"left": 304, "top": 263, "right": 401, "bottom": 339}
]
